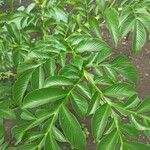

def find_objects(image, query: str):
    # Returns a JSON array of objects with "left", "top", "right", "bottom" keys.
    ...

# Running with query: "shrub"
[{"left": 0, "top": 0, "right": 150, "bottom": 149}]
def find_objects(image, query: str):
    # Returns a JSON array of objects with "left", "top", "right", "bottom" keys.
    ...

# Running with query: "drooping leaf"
[
  {"left": 123, "top": 141, "right": 150, "bottom": 150},
  {"left": 132, "top": 20, "right": 147, "bottom": 53},
  {"left": 97, "top": 129, "right": 119, "bottom": 150},
  {"left": 104, "top": 8, "right": 119, "bottom": 45},
  {"left": 13, "top": 71, "right": 33, "bottom": 105},
  {"left": 71, "top": 55, "right": 83, "bottom": 70},
  {"left": 45, "top": 133, "right": 60, "bottom": 150},
  {"left": 16, "top": 143, "right": 37, "bottom": 150},
  {"left": 138, "top": 15, "right": 150, "bottom": 32},
  {"left": 52, "top": 127, "right": 67, "bottom": 143},
  {"left": 88, "top": 91, "right": 100, "bottom": 115},
  {"left": 71, "top": 91, "right": 88, "bottom": 117},
  {"left": 111, "top": 55, "right": 139, "bottom": 83},
  {"left": 137, "top": 97, "right": 150, "bottom": 113},
  {"left": 31, "top": 66, "right": 44, "bottom": 90},
  {"left": 119, "top": 15, "right": 135, "bottom": 38},
  {"left": 92, "top": 103, "right": 111, "bottom": 141},
  {"left": 89, "top": 17, "right": 101, "bottom": 38},
  {"left": 125, "top": 95, "right": 140, "bottom": 109},
  {"left": 59, "top": 106, "right": 86, "bottom": 150},
  {"left": 131, "top": 115, "right": 150, "bottom": 131},
  {"left": 96, "top": 0, "right": 105, "bottom": 12}
]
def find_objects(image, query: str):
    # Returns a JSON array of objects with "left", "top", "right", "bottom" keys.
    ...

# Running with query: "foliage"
[{"left": 0, "top": 0, "right": 150, "bottom": 149}]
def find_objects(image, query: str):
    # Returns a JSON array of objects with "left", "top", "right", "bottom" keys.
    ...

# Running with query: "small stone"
[
  {"left": 145, "top": 73, "right": 149, "bottom": 77},
  {"left": 122, "top": 41, "right": 126, "bottom": 45}
]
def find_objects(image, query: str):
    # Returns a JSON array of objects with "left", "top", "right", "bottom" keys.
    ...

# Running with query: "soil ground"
[{"left": 1, "top": 1, "right": 150, "bottom": 150}]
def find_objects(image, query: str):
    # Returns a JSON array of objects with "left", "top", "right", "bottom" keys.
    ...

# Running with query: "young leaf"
[{"left": 59, "top": 106, "right": 86, "bottom": 150}]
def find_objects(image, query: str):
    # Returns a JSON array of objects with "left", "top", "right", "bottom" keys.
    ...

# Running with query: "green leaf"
[
  {"left": 0, "top": 108, "right": 15, "bottom": 120},
  {"left": 104, "top": 8, "right": 119, "bottom": 45},
  {"left": 137, "top": 97, "right": 150, "bottom": 113},
  {"left": 96, "top": 0, "right": 105, "bottom": 12},
  {"left": 123, "top": 141, "right": 150, "bottom": 150},
  {"left": 137, "top": 14, "right": 150, "bottom": 32},
  {"left": 88, "top": 91, "right": 100, "bottom": 115},
  {"left": 59, "top": 106, "right": 86, "bottom": 150},
  {"left": 89, "top": 17, "right": 101, "bottom": 38},
  {"left": 71, "top": 91, "right": 88, "bottom": 117},
  {"left": 94, "top": 47, "right": 112, "bottom": 64},
  {"left": 17, "top": 61, "right": 41, "bottom": 74},
  {"left": 44, "top": 76, "right": 73, "bottom": 87},
  {"left": 95, "top": 76, "right": 114, "bottom": 86},
  {"left": 131, "top": 115, "right": 150, "bottom": 131},
  {"left": 77, "top": 83, "right": 91, "bottom": 99},
  {"left": 31, "top": 66, "right": 44, "bottom": 90},
  {"left": 12, "top": 123, "right": 30, "bottom": 144},
  {"left": 5, "top": 22, "right": 21, "bottom": 43},
  {"left": 132, "top": 20, "right": 147, "bottom": 53},
  {"left": 71, "top": 55, "right": 83, "bottom": 70},
  {"left": 21, "top": 110, "right": 36, "bottom": 121},
  {"left": 0, "top": 136, "right": 8, "bottom": 150},
  {"left": 119, "top": 15, "right": 135, "bottom": 38},
  {"left": 125, "top": 95, "right": 140, "bottom": 109},
  {"left": 104, "top": 83, "right": 136, "bottom": 98},
  {"left": 16, "top": 143, "right": 37, "bottom": 150},
  {"left": 45, "top": 133, "right": 60, "bottom": 150},
  {"left": 97, "top": 129, "right": 119, "bottom": 150},
  {"left": 75, "top": 38, "right": 111, "bottom": 53},
  {"left": 111, "top": 55, "right": 139, "bottom": 83},
  {"left": 92, "top": 103, "right": 111, "bottom": 141},
  {"left": 23, "top": 87, "right": 67, "bottom": 109},
  {"left": 120, "top": 123, "right": 139, "bottom": 137},
  {"left": 13, "top": 71, "right": 33, "bottom": 105},
  {"left": 53, "top": 7, "right": 68, "bottom": 23},
  {"left": 44, "top": 58, "right": 56, "bottom": 76},
  {"left": 52, "top": 127, "right": 67, "bottom": 143}
]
